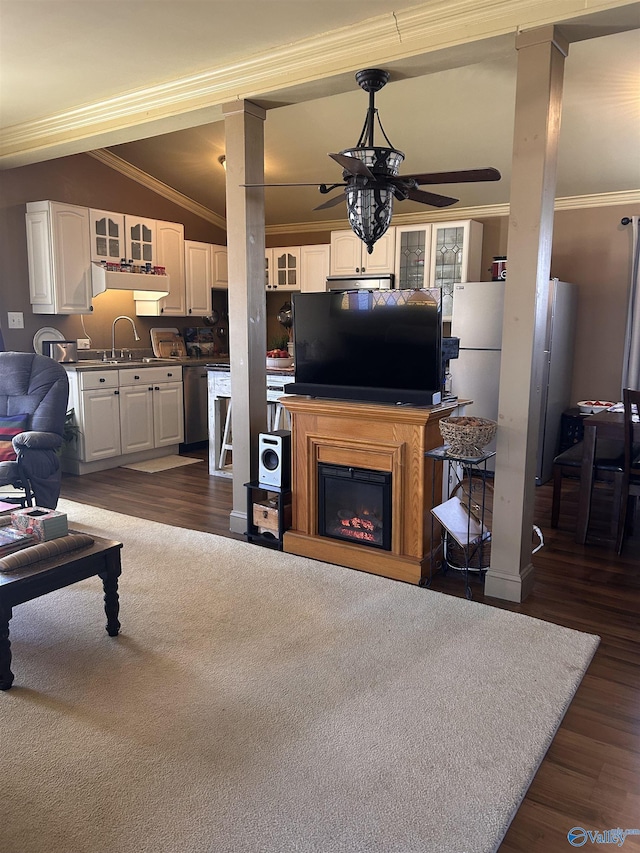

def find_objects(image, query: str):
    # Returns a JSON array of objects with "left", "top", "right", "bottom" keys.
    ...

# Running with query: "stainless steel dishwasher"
[{"left": 182, "top": 365, "right": 209, "bottom": 444}]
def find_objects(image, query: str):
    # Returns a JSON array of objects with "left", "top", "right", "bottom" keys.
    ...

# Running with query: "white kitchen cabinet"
[
  {"left": 135, "top": 220, "right": 186, "bottom": 316},
  {"left": 124, "top": 215, "right": 156, "bottom": 265},
  {"left": 394, "top": 224, "right": 433, "bottom": 290},
  {"left": 185, "top": 240, "right": 213, "bottom": 316},
  {"left": 156, "top": 220, "right": 186, "bottom": 315},
  {"left": 265, "top": 247, "right": 301, "bottom": 290},
  {"left": 152, "top": 381, "right": 185, "bottom": 445},
  {"left": 66, "top": 370, "right": 121, "bottom": 462},
  {"left": 213, "top": 245, "right": 228, "bottom": 289},
  {"left": 119, "top": 365, "right": 184, "bottom": 447},
  {"left": 119, "top": 384, "right": 155, "bottom": 455},
  {"left": 300, "top": 244, "right": 331, "bottom": 292},
  {"left": 184, "top": 240, "right": 227, "bottom": 311},
  {"left": 25, "top": 201, "right": 93, "bottom": 314},
  {"left": 63, "top": 365, "right": 184, "bottom": 474},
  {"left": 89, "top": 209, "right": 126, "bottom": 264},
  {"left": 428, "top": 220, "right": 483, "bottom": 320},
  {"left": 329, "top": 227, "right": 396, "bottom": 276}
]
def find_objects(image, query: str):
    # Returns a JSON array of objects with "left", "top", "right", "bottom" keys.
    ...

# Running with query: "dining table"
[{"left": 575, "top": 408, "right": 640, "bottom": 544}]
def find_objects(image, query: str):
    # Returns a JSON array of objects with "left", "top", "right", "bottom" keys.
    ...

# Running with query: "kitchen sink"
[{"left": 75, "top": 357, "right": 181, "bottom": 366}]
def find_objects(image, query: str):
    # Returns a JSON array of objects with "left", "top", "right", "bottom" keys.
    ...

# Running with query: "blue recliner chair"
[{"left": 0, "top": 352, "right": 69, "bottom": 509}]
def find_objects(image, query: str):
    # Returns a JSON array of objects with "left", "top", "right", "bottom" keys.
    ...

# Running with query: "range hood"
[
  {"left": 326, "top": 274, "right": 395, "bottom": 291},
  {"left": 91, "top": 263, "right": 170, "bottom": 298}
]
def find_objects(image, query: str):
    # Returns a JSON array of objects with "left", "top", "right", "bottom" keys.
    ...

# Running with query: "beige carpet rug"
[
  {"left": 121, "top": 455, "right": 202, "bottom": 472},
  {"left": 2, "top": 499, "right": 599, "bottom": 853}
]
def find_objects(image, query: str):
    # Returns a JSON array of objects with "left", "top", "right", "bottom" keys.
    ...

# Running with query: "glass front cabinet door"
[
  {"left": 428, "top": 220, "right": 483, "bottom": 320},
  {"left": 124, "top": 216, "right": 156, "bottom": 265},
  {"left": 394, "top": 225, "right": 432, "bottom": 290},
  {"left": 266, "top": 247, "right": 301, "bottom": 290},
  {"left": 89, "top": 210, "right": 125, "bottom": 264}
]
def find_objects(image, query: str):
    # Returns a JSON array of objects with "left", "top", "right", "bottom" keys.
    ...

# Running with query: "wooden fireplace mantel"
[{"left": 281, "top": 395, "right": 459, "bottom": 585}]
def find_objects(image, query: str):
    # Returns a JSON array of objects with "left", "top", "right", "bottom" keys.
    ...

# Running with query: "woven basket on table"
[{"left": 439, "top": 416, "right": 498, "bottom": 457}]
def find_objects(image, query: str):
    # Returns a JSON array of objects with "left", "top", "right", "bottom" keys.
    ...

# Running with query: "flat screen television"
[{"left": 288, "top": 289, "right": 443, "bottom": 406}]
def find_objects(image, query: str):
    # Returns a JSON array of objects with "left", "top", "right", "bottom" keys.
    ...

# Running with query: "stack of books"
[{"left": 0, "top": 524, "right": 37, "bottom": 557}]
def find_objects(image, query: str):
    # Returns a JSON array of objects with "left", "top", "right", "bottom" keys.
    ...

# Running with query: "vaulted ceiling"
[{"left": 2, "top": 1, "right": 639, "bottom": 230}]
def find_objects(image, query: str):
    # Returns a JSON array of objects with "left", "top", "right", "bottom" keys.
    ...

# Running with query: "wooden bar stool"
[
  {"left": 218, "top": 395, "right": 233, "bottom": 469},
  {"left": 267, "top": 390, "right": 289, "bottom": 431}
]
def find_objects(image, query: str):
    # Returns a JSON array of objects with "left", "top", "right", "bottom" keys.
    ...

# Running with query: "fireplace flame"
[{"left": 331, "top": 512, "right": 381, "bottom": 543}]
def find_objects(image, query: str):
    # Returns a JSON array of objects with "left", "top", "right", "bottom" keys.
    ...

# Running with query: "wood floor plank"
[{"left": 59, "top": 449, "right": 640, "bottom": 852}]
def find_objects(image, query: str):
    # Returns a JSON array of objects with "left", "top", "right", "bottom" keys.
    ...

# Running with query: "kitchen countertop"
[
  {"left": 206, "top": 363, "right": 295, "bottom": 375},
  {"left": 63, "top": 357, "right": 296, "bottom": 376},
  {"left": 64, "top": 356, "right": 224, "bottom": 371}
]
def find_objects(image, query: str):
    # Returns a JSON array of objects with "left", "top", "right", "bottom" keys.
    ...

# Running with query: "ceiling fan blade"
[
  {"left": 403, "top": 188, "right": 459, "bottom": 208},
  {"left": 241, "top": 182, "right": 347, "bottom": 188},
  {"left": 399, "top": 167, "right": 501, "bottom": 186},
  {"left": 328, "top": 152, "right": 375, "bottom": 179},
  {"left": 313, "top": 193, "right": 346, "bottom": 211}
]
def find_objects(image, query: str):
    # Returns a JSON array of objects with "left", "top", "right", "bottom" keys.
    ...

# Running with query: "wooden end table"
[{"left": 0, "top": 534, "right": 123, "bottom": 690}]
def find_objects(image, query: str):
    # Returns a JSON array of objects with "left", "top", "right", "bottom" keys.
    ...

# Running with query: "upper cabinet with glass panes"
[
  {"left": 394, "top": 225, "right": 432, "bottom": 290},
  {"left": 394, "top": 220, "right": 482, "bottom": 319},
  {"left": 428, "top": 220, "right": 483, "bottom": 320},
  {"left": 265, "top": 247, "right": 301, "bottom": 290},
  {"left": 124, "top": 215, "right": 156, "bottom": 265},
  {"left": 89, "top": 210, "right": 126, "bottom": 264}
]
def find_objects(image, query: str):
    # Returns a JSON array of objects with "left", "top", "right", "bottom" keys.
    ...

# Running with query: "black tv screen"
[{"left": 288, "top": 289, "right": 443, "bottom": 406}]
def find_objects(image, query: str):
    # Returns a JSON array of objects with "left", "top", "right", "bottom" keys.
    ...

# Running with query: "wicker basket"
[{"left": 439, "top": 416, "right": 497, "bottom": 457}]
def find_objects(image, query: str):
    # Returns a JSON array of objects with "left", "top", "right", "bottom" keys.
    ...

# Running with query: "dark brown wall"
[{"left": 0, "top": 153, "right": 226, "bottom": 354}]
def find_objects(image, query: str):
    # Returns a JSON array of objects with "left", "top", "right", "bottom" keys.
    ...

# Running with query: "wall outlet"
[
  {"left": 7, "top": 312, "right": 24, "bottom": 329},
  {"left": 77, "top": 338, "right": 91, "bottom": 350}
]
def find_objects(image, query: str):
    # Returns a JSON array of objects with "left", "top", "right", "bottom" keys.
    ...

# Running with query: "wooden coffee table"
[{"left": 0, "top": 534, "right": 122, "bottom": 690}]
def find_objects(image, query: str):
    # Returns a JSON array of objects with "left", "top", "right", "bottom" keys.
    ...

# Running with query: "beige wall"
[
  {"left": 478, "top": 205, "right": 638, "bottom": 404},
  {"left": 0, "top": 153, "right": 637, "bottom": 403},
  {"left": 549, "top": 206, "right": 636, "bottom": 403}
]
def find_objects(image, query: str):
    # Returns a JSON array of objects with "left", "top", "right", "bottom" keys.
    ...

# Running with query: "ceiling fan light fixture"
[
  {"left": 341, "top": 146, "right": 404, "bottom": 177},
  {"left": 341, "top": 146, "right": 403, "bottom": 252},
  {"left": 346, "top": 183, "right": 395, "bottom": 254},
  {"left": 243, "top": 67, "right": 500, "bottom": 251}
]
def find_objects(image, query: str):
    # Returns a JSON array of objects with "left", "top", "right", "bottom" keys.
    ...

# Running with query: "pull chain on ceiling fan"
[{"left": 243, "top": 68, "right": 501, "bottom": 253}]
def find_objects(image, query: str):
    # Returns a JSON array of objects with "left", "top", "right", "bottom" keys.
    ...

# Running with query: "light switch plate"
[{"left": 7, "top": 312, "right": 24, "bottom": 329}]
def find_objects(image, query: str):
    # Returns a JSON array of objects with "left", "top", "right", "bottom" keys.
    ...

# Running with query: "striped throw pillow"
[{"left": 0, "top": 414, "right": 29, "bottom": 462}]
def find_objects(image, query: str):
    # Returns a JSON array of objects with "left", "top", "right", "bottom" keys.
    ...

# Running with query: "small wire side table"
[{"left": 424, "top": 445, "right": 496, "bottom": 599}]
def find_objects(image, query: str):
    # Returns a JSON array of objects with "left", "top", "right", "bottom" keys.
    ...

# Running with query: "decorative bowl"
[
  {"left": 439, "top": 416, "right": 498, "bottom": 457},
  {"left": 577, "top": 400, "right": 614, "bottom": 414},
  {"left": 266, "top": 356, "right": 294, "bottom": 369}
]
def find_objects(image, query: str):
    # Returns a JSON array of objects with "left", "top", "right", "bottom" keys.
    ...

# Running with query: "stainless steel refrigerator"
[{"left": 449, "top": 279, "right": 576, "bottom": 483}]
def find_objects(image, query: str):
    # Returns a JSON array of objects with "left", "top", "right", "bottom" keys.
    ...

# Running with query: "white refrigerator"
[{"left": 449, "top": 279, "right": 576, "bottom": 483}]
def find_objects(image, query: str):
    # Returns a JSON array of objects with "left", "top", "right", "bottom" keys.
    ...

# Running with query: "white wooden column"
[
  {"left": 222, "top": 100, "right": 268, "bottom": 534},
  {"left": 484, "top": 25, "right": 568, "bottom": 602}
]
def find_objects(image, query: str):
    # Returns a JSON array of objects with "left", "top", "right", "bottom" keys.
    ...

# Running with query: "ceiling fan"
[{"left": 244, "top": 68, "right": 501, "bottom": 253}]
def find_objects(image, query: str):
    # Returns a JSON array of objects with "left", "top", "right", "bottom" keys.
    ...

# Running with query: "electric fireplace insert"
[{"left": 318, "top": 463, "right": 392, "bottom": 550}]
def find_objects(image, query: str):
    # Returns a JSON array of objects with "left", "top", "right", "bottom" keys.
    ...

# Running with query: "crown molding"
[
  {"left": 89, "top": 148, "right": 639, "bottom": 236},
  {"left": 86, "top": 150, "right": 227, "bottom": 230},
  {"left": 2, "top": 0, "right": 636, "bottom": 166},
  {"left": 266, "top": 190, "right": 640, "bottom": 236}
]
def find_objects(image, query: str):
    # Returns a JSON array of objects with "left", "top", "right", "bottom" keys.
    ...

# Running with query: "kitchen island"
[{"left": 207, "top": 364, "right": 295, "bottom": 477}]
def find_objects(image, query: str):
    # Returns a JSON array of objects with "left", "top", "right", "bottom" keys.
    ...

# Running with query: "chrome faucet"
[{"left": 111, "top": 315, "right": 141, "bottom": 358}]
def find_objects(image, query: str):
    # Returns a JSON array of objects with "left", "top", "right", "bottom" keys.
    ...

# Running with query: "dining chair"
[
  {"left": 615, "top": 387, "right": 640, "bottom": 554},
  {"left": 551, "top": 438, "right": 624, "bottom": 534}
]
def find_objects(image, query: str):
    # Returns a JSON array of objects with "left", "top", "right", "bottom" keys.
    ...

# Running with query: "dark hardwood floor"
[{"left": 59, "top": 448, "right": 640, "bottom": 853}]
